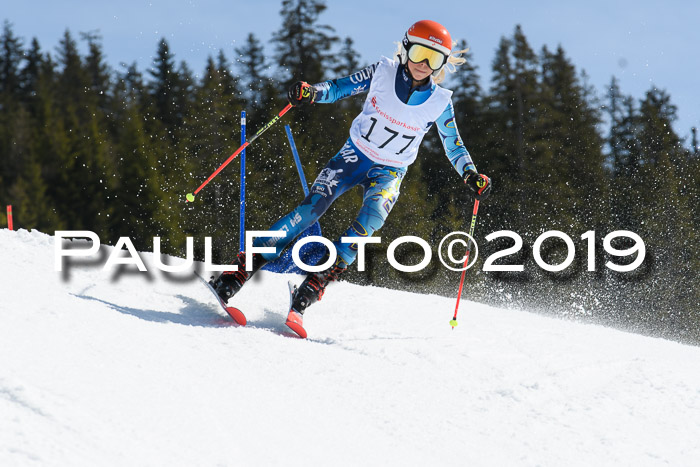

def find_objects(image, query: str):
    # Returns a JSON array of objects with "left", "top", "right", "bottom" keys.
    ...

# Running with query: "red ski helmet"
[{"left": 400, "top": 20, "right": 453, "bottom": 77}]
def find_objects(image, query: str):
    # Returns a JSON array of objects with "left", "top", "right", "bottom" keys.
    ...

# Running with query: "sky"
[{"left": 4, "top": 0, "right": 699, "bottom": 145}]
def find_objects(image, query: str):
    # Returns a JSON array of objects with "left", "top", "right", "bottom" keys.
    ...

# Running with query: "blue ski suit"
[{"left": 255, "top": 59, "right": 476, "bottom": 266}]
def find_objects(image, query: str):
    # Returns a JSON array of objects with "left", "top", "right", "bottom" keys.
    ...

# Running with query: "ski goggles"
[{"left": 407, "top": 43, "right": 447, "bottom": 71}]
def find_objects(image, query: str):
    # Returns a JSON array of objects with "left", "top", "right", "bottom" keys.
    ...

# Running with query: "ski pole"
[
  {"left": 450, "top": 198, "right": 480, "bottom": 329},
  {"left": 185, "top": 103, "right": 293, "bottom": 203}
]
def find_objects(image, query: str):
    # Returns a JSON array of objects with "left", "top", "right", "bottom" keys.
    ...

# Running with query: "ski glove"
[
  {"left": 463, "top": 168, "right": 492, "bottom": 200},
  {"left": 287, "top": 81, "right": 317, "bottom": 106}
]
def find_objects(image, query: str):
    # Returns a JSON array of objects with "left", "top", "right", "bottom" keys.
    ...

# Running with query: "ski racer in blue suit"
[{"left": 212, "top": 20, "right": 492, "bottom": 335}]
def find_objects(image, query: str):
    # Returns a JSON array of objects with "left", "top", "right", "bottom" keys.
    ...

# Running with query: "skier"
[{"left": 212, "top": 20, "right": 492, "bottom": 336}]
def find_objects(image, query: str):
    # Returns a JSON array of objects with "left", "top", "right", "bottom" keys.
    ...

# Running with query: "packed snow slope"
[{"left": 1, "top": 229, "right": 699, "bottom": 467}]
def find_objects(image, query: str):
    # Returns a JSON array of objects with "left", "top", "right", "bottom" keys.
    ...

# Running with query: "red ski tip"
[
  {"left": 225, "top": 306, "right": 247, "bottom": 326},
  {"left": 285, "top": 310, "right": 307, "bottom": 339}
]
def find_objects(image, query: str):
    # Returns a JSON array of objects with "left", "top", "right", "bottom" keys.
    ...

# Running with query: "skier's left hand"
[
  {"left": 287, "top": 81, "right": 317, "bottom": 106},
  {"left": 463, "top": 168, "right": 492, "bottom": 200}
]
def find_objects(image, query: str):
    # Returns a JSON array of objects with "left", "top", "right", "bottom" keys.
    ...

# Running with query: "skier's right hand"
[{"left": 287, "top": 81, "right": 317, "bottom": 106}]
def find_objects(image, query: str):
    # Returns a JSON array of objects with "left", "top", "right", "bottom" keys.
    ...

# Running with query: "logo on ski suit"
[{"left": 313, "top": 168, "right": 344, "bottom": 197}]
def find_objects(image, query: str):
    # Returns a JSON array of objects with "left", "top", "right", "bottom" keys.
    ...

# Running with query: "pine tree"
[
  {"left": 0, "top": 20, "right": 23, "bottom": 96},
  {"left": 607, "top": 86, "right": 698, "bottom": 337},
  {"left": 487, "top": 26, "right": 540, "bottom": 236},
  {"left": 148, "top": 38, "right": 184, "bottom": 137},
  {"left": 108, "top": 63, "right": 166, "bottom": 248},
  {"left": 234, "top": 33, "right": 272, "bottom": 111},
  {"left": 689, "top": 126, "right": 700, "bottom": 229},
  {"left": 55, "top": 29, "right": 87, "bottom": 103},
  {"left": 606, "top": 77, "right": 625, "bottom": 175},
  {"left": 8, "top": 104, "right": 62, "bottom": 231},
  {"left": 605, "top": 77, "right": 643, "bottom": 246},
  {"left": 0, "top": 21, "right": 25, "bottom": 203},
  {"left": 19, "top": 38, "right": 43, "bottom": 103},
  {"left": 26, "top": 44, "right": 65, "bottom": 228},
  {"left": 80, "top": 30, "right": 111, "bottom": 112},
  {"left": 449, "top": 40, "right": 485, "bottom": 150},
  {"left": 49, "top": 29, "right": 111, "bottom": 233},
  {"left": 272, "top": 0, "right": 339, "bottom": 88},
  {"left": 1, "top": 29, "right": 64, "bottom": 232},
  {"left": 217, "top": 50, "right": 238, "bottom": 101},
  {"left": 138, "top": 39, "right": 199, "bottom": 252},
  {"left": 270, "top": 0, "right": 342, "bottom": 170},
  {"left": 538, "top": 45, "right": 606, "bottom": 232}
]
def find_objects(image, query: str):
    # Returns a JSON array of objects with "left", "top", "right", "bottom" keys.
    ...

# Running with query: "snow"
[{"left": 1, "top": 228, "right": 699, "bottom": 466}]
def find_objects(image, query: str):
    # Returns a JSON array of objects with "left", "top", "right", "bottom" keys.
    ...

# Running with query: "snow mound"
[{"left": 1, "top": 229, "right": 699, "bottom": 466}]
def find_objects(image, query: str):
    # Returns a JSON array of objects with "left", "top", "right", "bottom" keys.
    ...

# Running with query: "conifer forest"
[{"left": 1, "top": 1, "right": 698, "bottom": 343}]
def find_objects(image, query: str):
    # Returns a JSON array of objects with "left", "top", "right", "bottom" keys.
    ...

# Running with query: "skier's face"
[{"left": 407, "top": 59, "right": 432, "bottom": 82}]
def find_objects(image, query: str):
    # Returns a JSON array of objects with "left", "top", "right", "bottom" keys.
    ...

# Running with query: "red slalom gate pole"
[
  {"left": 450, "top": 199, "right": 480, "bottom": 329},
  {"left": 185, "top": 103, "right": 293, "bottom": 203},
  {"left": 6, "top": 205, "right": 12, "bottom": 230}
]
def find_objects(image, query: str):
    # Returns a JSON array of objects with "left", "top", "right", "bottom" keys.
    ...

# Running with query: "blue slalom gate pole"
[
  {"left": 238, "top": 115, "right": 306, "bottom": 266},
  {"left": 285, "top": 125, "right": 310, "bottom": 196},
  {"left": 239, "top": 111, "right": 246, "bottom": 252},
  {"left": 262, "top": 125, "right": 324, "bottom": 274}
]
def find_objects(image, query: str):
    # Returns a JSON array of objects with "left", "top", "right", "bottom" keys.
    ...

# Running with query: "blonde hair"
[{"left": 393, "top": 43, "right": 468, "bottom": 84}]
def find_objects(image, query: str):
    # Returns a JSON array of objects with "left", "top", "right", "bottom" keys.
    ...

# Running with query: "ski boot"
[
  {"left": 210, "top": 251, "right": 268, "bottom": 303},
  {"left": 286, "top": 255, "right": 348, "bottom": 338}
]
